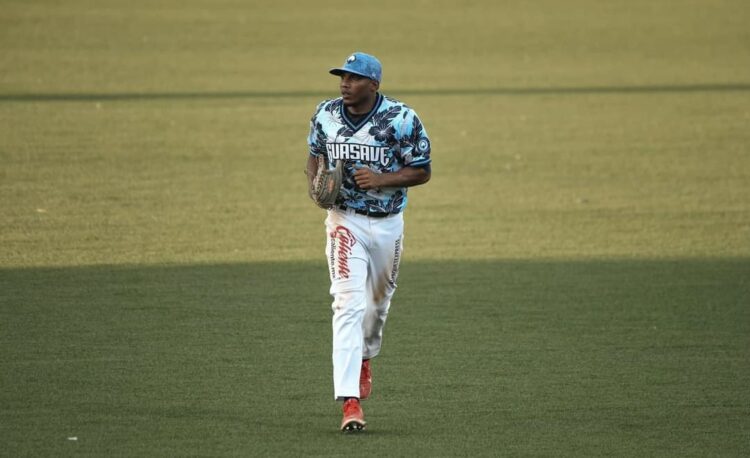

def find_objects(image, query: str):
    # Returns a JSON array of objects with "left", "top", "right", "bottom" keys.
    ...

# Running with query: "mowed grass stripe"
[{"left": 2, "top": 82, "right": 750, "bottom": 103}]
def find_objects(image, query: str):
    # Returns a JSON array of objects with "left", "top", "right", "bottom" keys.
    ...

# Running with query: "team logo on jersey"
[
  {"left": 347, "top": 54, "right": 356, "bottom": 63},
  {"left": 417, "top": 138, "right": 430, "bottom": 154},
  {"left": 326, "top": 143, "right": 388, "bottom": 166}
]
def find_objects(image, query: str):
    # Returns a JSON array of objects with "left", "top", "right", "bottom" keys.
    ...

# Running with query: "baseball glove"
[{"left": 307, "top": 156, "right": 343, "bottom": 209}]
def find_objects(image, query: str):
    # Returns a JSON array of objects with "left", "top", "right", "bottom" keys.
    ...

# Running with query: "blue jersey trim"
[
  {"left": 341, "top": 93, "right": 383, "bottom": 132},
  {"left": 409, "top": 158, "right": 432, "bottom": 167}
]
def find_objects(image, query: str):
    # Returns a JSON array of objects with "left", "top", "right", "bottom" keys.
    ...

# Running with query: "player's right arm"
[
  {"left": 306, "top": 154, "right": 318, "bottom": 188},
  {"left": 306, "top": 101, "right": 328, "bottom": 187}
]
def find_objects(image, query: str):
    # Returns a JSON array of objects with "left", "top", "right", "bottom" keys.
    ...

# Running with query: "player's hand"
[{"left": 353, "top": 167, "right": 382, "bottom": 190}]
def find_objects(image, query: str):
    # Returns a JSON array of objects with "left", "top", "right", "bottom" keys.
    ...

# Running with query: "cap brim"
[{"left": 329, "top": 67, "right": 374, "bottom": 80}]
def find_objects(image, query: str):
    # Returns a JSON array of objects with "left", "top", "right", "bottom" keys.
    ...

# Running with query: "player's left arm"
[
  {"left": 356, "top": 107, "right": 431, "bottom": 189},
  {"left": 353, "top": 165, "right": 430, "bottom": 190}
]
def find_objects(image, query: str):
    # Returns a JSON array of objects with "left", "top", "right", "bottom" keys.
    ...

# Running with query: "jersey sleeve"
[
  {"left": 307, "top": 101, "right": 327, "bottom": 157},
  {"left": 399, "top": 109, "right": 431, "bottom": 167}
]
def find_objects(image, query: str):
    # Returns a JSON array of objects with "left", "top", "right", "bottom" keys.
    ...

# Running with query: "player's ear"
[{"left": 371, "top": 80, "right": 380, "bottom": 92}]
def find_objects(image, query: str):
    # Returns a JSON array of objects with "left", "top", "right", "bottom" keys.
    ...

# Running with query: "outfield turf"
[{"left": 1, "top": 0, "right": 749, "bottom": 456}]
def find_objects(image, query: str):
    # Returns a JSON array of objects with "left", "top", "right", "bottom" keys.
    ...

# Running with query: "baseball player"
[{"left": 305, "top": 52, "right": 432, "bottom": 432}]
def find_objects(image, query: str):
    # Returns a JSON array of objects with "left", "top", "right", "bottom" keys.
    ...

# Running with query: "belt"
[{"left": 339, "top": 205, "right": 393, "bottom": 218}]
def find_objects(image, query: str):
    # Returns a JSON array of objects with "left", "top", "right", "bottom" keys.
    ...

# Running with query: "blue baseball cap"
[{"left": 329, "top": 52, "right": 382, "bottom": 83}]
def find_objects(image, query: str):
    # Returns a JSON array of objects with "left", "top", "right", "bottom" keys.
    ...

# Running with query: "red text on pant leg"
[{"left": 330, "top": 225, "right": 356, "bottom": 279}]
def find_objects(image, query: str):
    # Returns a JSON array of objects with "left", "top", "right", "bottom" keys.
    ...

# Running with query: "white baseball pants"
[{"left": 325, "top": 208, "right": 404, "bottom": 400}]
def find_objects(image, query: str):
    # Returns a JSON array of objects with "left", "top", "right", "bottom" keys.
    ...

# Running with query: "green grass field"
[{"left": 2, "top": 0, "right": 749, "bottom": 456}]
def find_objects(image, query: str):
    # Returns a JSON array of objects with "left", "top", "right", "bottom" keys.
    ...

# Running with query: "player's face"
[{"left": 339, "top": 72, "right": 378, "bottom": 111}]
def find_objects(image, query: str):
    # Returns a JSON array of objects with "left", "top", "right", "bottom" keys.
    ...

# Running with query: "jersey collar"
[{"left": 341, "top": 93, "right": 383, "bottom": 132}]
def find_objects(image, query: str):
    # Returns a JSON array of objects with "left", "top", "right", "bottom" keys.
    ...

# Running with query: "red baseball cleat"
[
  {"left": 340, "top": 398, "right": 366, "bottom": 432},
  {"left": 359, "top": 359, "right": 372, "bottom": 400}
]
